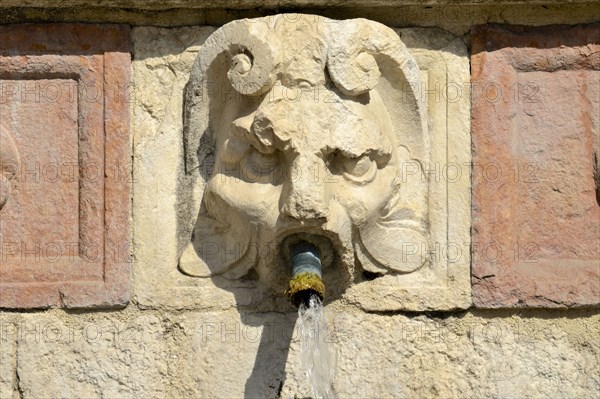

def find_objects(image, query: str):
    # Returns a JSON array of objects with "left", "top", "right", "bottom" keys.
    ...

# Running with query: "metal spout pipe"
[{"left": 286, "top": 240, "right": 325, "bottom": 307}]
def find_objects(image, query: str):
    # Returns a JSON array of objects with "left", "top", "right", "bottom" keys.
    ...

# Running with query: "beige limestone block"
[
  {"left": 140, "top": 309, "right": 599, "bottom": 398},
  {"left": 176, "top": 311, "right": 298, "bottom": 398},
  {"left": 133, "top": 20, "right": 470, "bottom": 312},
  {"left": 15, "top": 312, "right": 165, "bottom": 398},
  {"left": 344, "top": 27, "right": 471, "bottom": 311},
  {"left": 3, "top": 309, "right": 598, "bottom": 398},
  {"left": 132, "top": 26, "right": 256, "bottom": 311},
  {"left": 0, "top": 313, "right": 18, "bottom": 399},
  {"left": 280, "top": 310, "right": 600, "bottom": 398}
]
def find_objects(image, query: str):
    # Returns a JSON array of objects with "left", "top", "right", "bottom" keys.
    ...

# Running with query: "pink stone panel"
[
  {"left": 0, "top": 24, "right": 131, "bottom": 308},
  {"left": 471, "top": 24, "right": 600, "bottom": 308}
]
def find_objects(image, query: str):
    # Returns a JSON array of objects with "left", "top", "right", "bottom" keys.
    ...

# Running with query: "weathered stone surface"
[
  {"left": 343, "top": 27, "right": 471, "bottom": 311},
  {"left": 471, "top": 24, "right": 600, "bottom": 308},
  {"left": 179, "top": 15, "right": 443, "bottom": 310},
  {"left": 3, "top": 308, "right": 598, "bottom": 398},
  {"left": 0, "top": 314, "right": 18, "bottom": 399},
  {"left": 175, "top": 311, "right": 298, "bottom": 398},
  {"left": 131, "top": 17, "right": 470, "bottom": 312},
  {"left": 168, "top": 309, "right": 600, "bottom": 398},
  {"left": 0, "top": 24, "right": 131, "bottom": 308},
  {"left": 131, "top": 26, "right": 255, "bottom": 311},
  {"left": 15, "top": 312, "right": 165, "bottom": 398},
  {"left": 0, "top": 15, "right": 599, "bottom": 399},
  {"left": 322, "top": 310, "right": 599, "bottom": 398}
]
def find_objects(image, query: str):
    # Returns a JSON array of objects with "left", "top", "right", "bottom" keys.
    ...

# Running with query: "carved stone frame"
[{"left": 0, "top": 24, "right": 131, "bottom": 308}]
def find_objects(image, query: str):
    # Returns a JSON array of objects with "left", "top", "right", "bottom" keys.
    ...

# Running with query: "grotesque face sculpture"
[
  {"left": 179, "top": 15, "right": 430, "bottom": 299},
  {"left": 0, "top": 129, "right": 19, "bottom": 211}
]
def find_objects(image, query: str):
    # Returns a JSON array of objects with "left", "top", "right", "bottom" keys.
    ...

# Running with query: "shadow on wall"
[{"left": 132, "top": 25, "right": 301, "bottom": 396}]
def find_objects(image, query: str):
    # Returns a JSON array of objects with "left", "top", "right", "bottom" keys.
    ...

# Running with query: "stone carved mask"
[
  {"left": 179, "top": 14, "right": 430, "bottom": 298},
  {"left": 0, "top": 128, "right": 19, "bottom": 211}
]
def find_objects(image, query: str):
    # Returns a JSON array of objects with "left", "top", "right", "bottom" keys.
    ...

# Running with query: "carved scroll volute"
[
  {"left": 0, "top": 129, "right": 19, "bottom": 211},
  {"left": 180, "top": 20, "right": 279, "bottom": 278},
  {"left": 327, "top": 20, "right": 431, "bottom": 275},
  {"left": 184, "top": 20, "right": 278, "bottom": 175}
]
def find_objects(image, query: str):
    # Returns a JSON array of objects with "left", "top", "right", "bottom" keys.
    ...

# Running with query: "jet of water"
[{"left": 297, "top": 294, "right": 337, "bottom": 399}]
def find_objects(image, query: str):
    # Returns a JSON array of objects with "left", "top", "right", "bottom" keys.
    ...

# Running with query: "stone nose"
[{"left": 280, "top": 154, "right": 330, "bottom": 221}]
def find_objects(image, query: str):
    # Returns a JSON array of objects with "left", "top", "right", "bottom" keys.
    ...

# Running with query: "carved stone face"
[
  {"left": 179, "top": 15, "right": 430, "bottom": 299},
  {"left": 210, "top": 85, "right": 402, "bottom": 289},
  {"left": 0, "top": 128, "right": 19, "bottom": 211}
]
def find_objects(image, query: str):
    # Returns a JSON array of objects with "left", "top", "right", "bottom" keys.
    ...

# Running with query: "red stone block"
[
  {"left": 471, "top": 24, "right": 600, "bottom": 308},
  {"left": 0, "top": 24, "right": 131, "bottom": 308}
]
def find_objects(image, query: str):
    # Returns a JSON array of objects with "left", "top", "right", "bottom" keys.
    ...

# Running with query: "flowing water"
[{"left": 297, "top": 294, "right": 337, "bottom": 399}]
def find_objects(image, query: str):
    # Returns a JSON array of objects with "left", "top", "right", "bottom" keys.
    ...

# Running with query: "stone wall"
[{"left": 0, "top": 2, "right": 599, "bottom": 398}]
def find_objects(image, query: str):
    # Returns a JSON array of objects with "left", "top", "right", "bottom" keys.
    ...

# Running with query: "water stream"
[{"left": 297, "top": 294, "right": 337, "bottom": 399}]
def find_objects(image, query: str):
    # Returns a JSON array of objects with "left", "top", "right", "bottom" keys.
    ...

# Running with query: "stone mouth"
[{"left": 278, "top": 230, "right": 336, "bottom": 271}]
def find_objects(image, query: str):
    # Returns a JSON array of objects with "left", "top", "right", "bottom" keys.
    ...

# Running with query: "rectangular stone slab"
[
  {"left": 0, "top": 24, "right": 131, "bottom": 308},
  {"left": 471, "top": 23, "right": 600, "bottom": 308},
  {"left": 132, "top": 26, "right": 471, "bottom": 312}
]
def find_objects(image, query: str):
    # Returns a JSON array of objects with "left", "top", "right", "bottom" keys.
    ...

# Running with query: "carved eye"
[{"left": 339, "top": 154, "right": 377, "bottom": 184}]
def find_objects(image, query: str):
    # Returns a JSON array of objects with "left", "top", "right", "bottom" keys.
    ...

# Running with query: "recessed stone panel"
[
  {"left": 471, "top": 24, "right": 600, "bottom": 308},
  {"left": 0, "top": 24, "right": 131, "bottom": 308},
  {"left": 132, "top": 23, "right": 471, "bottom": 312}
]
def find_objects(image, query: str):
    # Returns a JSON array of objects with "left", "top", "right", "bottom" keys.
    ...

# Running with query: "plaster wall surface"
[{"left": 0, "top": 309, "right": 598, "bottom": 398}]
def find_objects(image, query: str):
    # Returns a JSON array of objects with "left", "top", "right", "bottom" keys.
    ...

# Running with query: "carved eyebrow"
[{"left": 327, "top": 116, "right": 392, "bottom": 159}]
